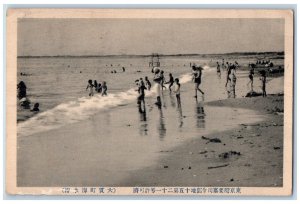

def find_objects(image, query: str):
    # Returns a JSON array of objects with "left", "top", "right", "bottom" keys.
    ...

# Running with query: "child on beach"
[
  {"left": 153, "top": 67, "right": 162, "bottom": 107},
  {"left": 173, "top": 78, "right": 181, "bottom": 107},
  {"left": 145, "top": 76, "right": 152, "bottom": 90},
  {"left": 86, "top": 79, "right": 94, "bottom": 96},
  {"left": 165, "top": 73, "right": 174, "bottom": 91},
  {"left": 192, "top": 65, "right": 204, "bottom": 98},
  {"left": 102, "top": 81, "right": 107, "bottom": 96},
  {"left": 260, "top": 70, "right": 267, "bottom": 97}
]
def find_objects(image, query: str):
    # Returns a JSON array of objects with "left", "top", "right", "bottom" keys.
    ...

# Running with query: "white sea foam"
[{"left": 18, "top": 73, "right": 193, "bottom": 137}]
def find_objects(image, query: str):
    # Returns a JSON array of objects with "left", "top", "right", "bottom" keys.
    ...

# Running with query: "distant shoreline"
[{"left": 17, "top": 51, "right": 284, "bottom": 59}]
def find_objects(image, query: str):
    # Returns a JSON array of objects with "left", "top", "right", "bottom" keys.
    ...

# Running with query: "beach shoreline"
[{"left": 120, "top": 95, "right": 283, "bottom": 187}]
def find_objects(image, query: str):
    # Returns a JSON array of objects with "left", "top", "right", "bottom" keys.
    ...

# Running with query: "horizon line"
[{"left": 17, "top": 51, "right": 284, "bottom": 58}]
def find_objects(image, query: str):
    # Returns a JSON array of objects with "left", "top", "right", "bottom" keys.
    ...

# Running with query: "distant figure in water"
[
  {"left": 234, "top": 61, "right": 239, "bottom": 68},
  {"left": 31, "top": 103, "right": 40, "bottom": 112},
  {"left": 122, "top": 67, "right": 125, "bottom": 72},
  {"left": 216, "top": 61, "right": 221, "bottom": 78},
  {"left": 173, "top": 78, "right": 181, "bottom": 107},
  {"left": 153, "top": 67, "right": 162, "bottom": 107},
  {"left": 260, "top": 70, "right": 267, "bottom": 97},
  {"left": 225, "top": 64, "right": 232, "bottom": 89},
  {"left": 94, "top": 80, "right": 99, "bottom": 92},
  {"left": 19, "top": 97, "right": 31, "bottom": 109},
  {"left": 17, "top": 81, "right": 27, "bottom": 100},
  {"left": 102, "top": 81, "right": 107, "bottom": 96},
  {"left": 160, "top": 70, "right": 167, "bottom": 90},
  {"left": 145, "top": 76, "right": 152, "bottom": 90},
  {"left": 230, "top": 69, "right": 237, "bottom": 98},
  {"left": 165, "top": 73, "right": 174, "bottom": 91},
  {"left": 247, "top": 67, "right": 254, "bottom": 92},
  {"left": 192, "top": 65, "right": 204, "bottom": 98},
  {"left": 97, "top": 81, "right": 102, "bottom": 93},
  {"left": 86, "top": 79, "right": 94, "bottom": 96}
]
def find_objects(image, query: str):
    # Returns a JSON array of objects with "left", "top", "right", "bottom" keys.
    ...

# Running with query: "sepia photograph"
[{"left": 6, "top": 9, "right": 293, "bottom": 196}]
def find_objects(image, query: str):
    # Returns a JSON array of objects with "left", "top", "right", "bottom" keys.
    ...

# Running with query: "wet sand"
[
  {"left": 17, "top": 73, "right": 284, "bottom": 187},
  {"left": 122, "top": 95, "right": 283, "bottom": 187}
]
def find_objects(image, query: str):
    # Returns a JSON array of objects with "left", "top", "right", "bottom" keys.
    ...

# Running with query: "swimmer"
[{"left": 86, "top": 79, "right": 94, "bottom": 96}]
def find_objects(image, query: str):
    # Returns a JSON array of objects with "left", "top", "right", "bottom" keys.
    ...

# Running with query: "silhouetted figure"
[
  {"left": 145, "top": 76, "right": 152, "bottom": 90},
  {"left": 17, "top": 81, "right": 27, "bottom": 100},
  {"left": 165, "top": 73, "right": 174, "bottom": 91},
  {"left": 31, "top": 103, "right": 40, "bottom": 112}
]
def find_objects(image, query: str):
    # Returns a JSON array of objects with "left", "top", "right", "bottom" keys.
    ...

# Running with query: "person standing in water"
[
  {"left": 192, "top": 65, "right": 204, "bottom": 98},
  {"left": 247, "top": 67, "right": 254, "bottom": 92},
  {"left": 97, "top": 81, "right": 102, "bottom": 93},
  {"left": 153, "top": 67, "right": 162, "bottom": 107},
  {"left": 86, "top": 79, "right": 94, "bottom": 96},
  {"left": 145, "top": 76, "right": 152, "bottom": 90},
  {"left": 165, "top": 73, "right": 174, "bottom": 92},
  {"left": 160, "top": 70, "right": 167, "bottom": 90},
  {"left": 216, "top": 62, "right": 221, "bottom": 78},
  {"left": 102, "top": 81, "right": 108, "bottom": 96},
  {"left": 230, "top": 69, "right": 237, "bottom": 98},
  {"left": 260, "top": 70, "right": 267, "bottom": 97},
  {"left": 17, "top": 81, "right": 27, "bottom": 100},
  {"left": 136, "top": 78, "right": 147, "bottom": 112},
  {"left": 225, "top": 64, "right": 232, "bottom": 89},
  {"left": 94, "top": 80, "right": 99, "bottom": 92},
  {"left": 173, "top": 78, "right": 181, "bottom": 107}
]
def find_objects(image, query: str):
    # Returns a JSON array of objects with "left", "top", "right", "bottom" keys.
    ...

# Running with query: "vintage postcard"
[{"left": 6, "top": 9, "right": 293, "bottom": 196}]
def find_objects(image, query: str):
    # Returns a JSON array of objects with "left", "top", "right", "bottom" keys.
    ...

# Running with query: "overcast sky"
[{"left": 17, "top": 18, "right": 284, "bottom": 56}]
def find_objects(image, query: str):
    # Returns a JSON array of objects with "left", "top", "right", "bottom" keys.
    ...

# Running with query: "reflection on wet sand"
[
  {"left": 157, "top": 108, "right": 166, "bottom": 140},
  {"left": 169, "top": 92, "right": 176, "bottom": 108},
  {"left": 195, "top": 97, "right": 206, "bottom": 129},
  {"left": 177, "top": 105, "right": 184, "bottom": 129},
  {"left": 138, "top": 103, "right": 148, "bottom": 136}
]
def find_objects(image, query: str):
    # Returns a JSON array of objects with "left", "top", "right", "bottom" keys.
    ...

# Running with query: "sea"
[{"left": 17, "top": 54, "right": 283, "bottom": 137}]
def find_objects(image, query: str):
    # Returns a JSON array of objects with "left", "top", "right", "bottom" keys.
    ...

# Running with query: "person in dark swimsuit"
[
  {"left": 165, "top": 73, "right": 174, "bottom": 91},
  {"left": 216, "top": 62, "right": 221, "bottom": 78},
  {"left": 247, "top": 67, "right": 254, "bottom": 92},
  {"left": 17, "top": 81, "right": 27, "bottom": 100},
  {"left": 145, "top": 76, "right": 152, "bottom": 90},
  {"left": 192, "top": 66, "right": 204, "bottom": 98}
]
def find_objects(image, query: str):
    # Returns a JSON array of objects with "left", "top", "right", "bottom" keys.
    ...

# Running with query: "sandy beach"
[{"left": 121, "top": 95, "right": 283, "bottom": 187}]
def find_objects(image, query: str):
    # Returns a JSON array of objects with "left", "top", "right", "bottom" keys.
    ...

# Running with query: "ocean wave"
[{"left": 17, "top": 73, "right": 192, "bottom": 137}]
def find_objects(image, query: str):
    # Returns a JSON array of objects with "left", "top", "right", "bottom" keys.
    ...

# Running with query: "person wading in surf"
[
  {"left": 192, "top": 65, "right": 204, "bottom": 98},
  {"left": 153, "top": 67, "right": 162, "bottom": 107}
]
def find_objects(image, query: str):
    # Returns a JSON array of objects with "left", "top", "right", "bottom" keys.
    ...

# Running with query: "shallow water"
[{"left": 17, "top": 55, "right": 283, "bottom": 137}]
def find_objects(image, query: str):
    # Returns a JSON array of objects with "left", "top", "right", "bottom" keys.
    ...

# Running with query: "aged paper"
[{"left": 6, "top": 9, "right": 293, "bottom": 196}]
